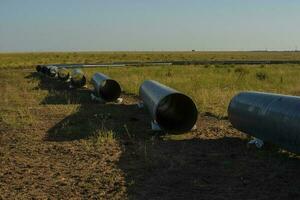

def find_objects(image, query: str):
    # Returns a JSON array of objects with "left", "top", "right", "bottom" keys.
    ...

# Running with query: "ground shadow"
[
  {"left": 118, "top": 135, "right": 300, "bottom": 200},
  {"left": 45, "top": 103, "right": 152, "bottom": 141},
  {"left": 26, "top": 72, "right": 92, "bottom": 104},
  {"left": 28, "top": 71, "right": 300, "bottom": 199}
]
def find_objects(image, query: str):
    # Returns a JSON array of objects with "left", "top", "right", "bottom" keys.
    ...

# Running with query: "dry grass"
[
  {"left": 82, "top": 64, "right": 300, "bottom": 116},
  {"left": 1, "top": 53, "right": 300, "bottom": 199},
  {"left": 2, "top": 51, "right": 300, "bottom": 68}
]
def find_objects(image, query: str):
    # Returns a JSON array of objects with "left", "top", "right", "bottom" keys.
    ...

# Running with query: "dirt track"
[{"left": 1, "top": 70, "right": 300, "bottom": 199}]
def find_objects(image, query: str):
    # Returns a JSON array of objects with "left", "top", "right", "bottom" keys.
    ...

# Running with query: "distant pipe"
[
  {"left": 36, "top": 65, "right": 42, "bottom": 72},
  {"left": 228, "top": 91, "right": 300, "bottom": 154},
  {"left": 41, "top": 66, "right": 49, "bottom": 74},
  {"left": 139, "top": 80, "right": 198, "bottom": 132},
  {"left": 57, "top": 68, "right": 70, "bottom": 81},
  {"left": 70, "top": 69, "right": 86, "bottom": 88},
  {"left": 91, "top": 73, "right": 121, "bottom": 102},
  {"left": 47, "top": 66, "right": 58, "bottom": 77}
]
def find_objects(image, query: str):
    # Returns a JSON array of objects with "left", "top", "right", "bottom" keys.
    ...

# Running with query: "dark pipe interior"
[
  {"left": 41, "top": 66, "right": 48, "bottom": 74},
  {"left": 36, "top": 65, "right": 42, "bottom": 72},
  {"left": 71, "top": 76, "right": 86, "bottom": 88},
  {"left": 57, "top": 68, "right": 70, "bottom": 81},
  {"left": 45, "top": 67, "right": 52, "bottom": 76},
  {"left": 156, "top": 93, "right": 198, "bottom": 132},
  {"left": 48, "top": 69, "right": 57, "bottom": 77},
  {"left": 99, "top": 80, "right": 121, "bottom": 102},
  {"left": 58, "top": 72, "right": 70, "bottom": 81}
]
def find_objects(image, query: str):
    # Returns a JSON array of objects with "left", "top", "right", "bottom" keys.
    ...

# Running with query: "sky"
[{"left": 0, "top": 0, "right": 300, "bottom": 52}]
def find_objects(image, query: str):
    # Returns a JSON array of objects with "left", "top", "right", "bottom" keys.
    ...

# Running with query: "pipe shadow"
[
  {"left": 27, "top": 72, "right": 91, "bottom": 104},
  {"left": 27, "top": 71, "right": 300, "bottom": 199},
  {"left": 118, "top": 135, "right": 300, "bottom": 200},
  {"left": 45, "top": 103, "right": 152, "bottom": 142}
]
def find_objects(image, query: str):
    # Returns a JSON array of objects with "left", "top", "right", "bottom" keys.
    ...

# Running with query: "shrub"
[
  {"left": 234, "top": 67, "right": 250, "bottom": 80},
  {"left": 234, "top": 67, "right": 249, "bottom": 75},
  {"left": 256, "top": 71, "right": 268, "bottom": 80}
]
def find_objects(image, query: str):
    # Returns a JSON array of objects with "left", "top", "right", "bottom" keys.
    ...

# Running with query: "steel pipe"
[
  {"left": 70, "top": 69, "right": 86, "bottom": 88},
  {"left": 47, "top": 66, "right": 58, "bottom": 77},
  {"left": 228, "top": 91, "right": 300, "bottom": 153},
  {"left": 57, "top": 68, "right": 70, "bottom": 81},
  {"left": 139, "top": 80, "right": 198, "bottom": 132},
  {"left": 36, "top": 65, "right": 42, "bottom": 72},
  {"left": 40, "top": 65, "right": 56, "bottom": 77},
  {"left": 41, "top": 66, "right": 49, "bottom": 74},
  {"left": 91, "top": 73, "right": 121, "bottom": 102}
]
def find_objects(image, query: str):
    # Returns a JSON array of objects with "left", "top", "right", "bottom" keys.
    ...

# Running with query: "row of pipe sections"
[
  {"left": 36, "top": 65, "right": 199, "bottom": 132},
  {"left": 37, "top": 64, "right": 300, "bottom": 153}
]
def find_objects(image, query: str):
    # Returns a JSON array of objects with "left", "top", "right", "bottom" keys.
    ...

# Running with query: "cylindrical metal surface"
[
  {"left": 228, "top": 91, "right": 300, "bottom": 153},
  {"left": 70, "top": 69, "right": 86, "bottom": 88},
  {"left": 91, "top": 73, "right": 121, "bottom": 102},
  {"left": 47, "top": 66, "right": 58, "bottom": 77},
  {"left": 139, "top": 80, "right": 198, "bottom": 132},
  {"left": 57, "top": 68, "right": 70, "bottom": 81}
]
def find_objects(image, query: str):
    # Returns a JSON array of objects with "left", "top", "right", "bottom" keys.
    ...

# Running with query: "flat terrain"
[
  {"left": 2, "top": 51, "right": 300, "bottom": 68},
  {"left": 1, "top": 52, "right": 300, "bottom": 199}
]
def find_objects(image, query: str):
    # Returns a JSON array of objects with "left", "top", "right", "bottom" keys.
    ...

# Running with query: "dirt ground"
[{"left": 1, "top": 69, "right": 300, "bottom": 200}]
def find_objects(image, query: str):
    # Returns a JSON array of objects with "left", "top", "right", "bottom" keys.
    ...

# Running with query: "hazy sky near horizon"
[{"left": 0, "top": 0, "right": 300, "bottom": 52}]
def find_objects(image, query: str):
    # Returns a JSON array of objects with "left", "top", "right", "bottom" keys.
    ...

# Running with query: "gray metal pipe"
[
  {"left": 48, "top": 66, "right": 58, "bottom": 77},
  {"left": 39, "top": 65, "right": 56, "bottom": 77},
  {"left": 70, "top": 69, "right": 87, "bottom": 88},
  {"left": 36, "top": 65, "right": 42, "bottom": 72},
  {"left": 228, "top": 91, "right": 300, "bottom": 153},
  {"left": 57, "top": 68, "right": 70, "bottom": 81},
  {"left": 91, "top": 73, "right": 121, "bottom": 102},
  {"left": 139, "top": 80, "right": 198, "bottom": 132},
  {"left": 41, "top": 66, "right": 49, "bottom": 74}
]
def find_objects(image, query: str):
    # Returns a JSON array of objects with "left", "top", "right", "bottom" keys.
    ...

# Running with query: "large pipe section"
[
  {"left": 36, "top": 65, "right": 42, "bottom": 72},
  {"left": 39, "top": 65, "right": 56, "bottom": 77},
  {"left": 47, "top": 66, "right": 58, "bottom": 77},
  {"left": 57, "top": 68, "right": 70, "bottom": 81},
  {"left": 91, "top": 73, "right": 121, "bottom": 102},
  {"left": 70, "top": 69, "right": 87, "bottom": 88},
  {"left": 228, "top": 91, "right": 300, "bottom": 153},
  {"left": 41, "top": 66, "right": 49, "bottom": 74},
  {"left": 139, "top": 80, "right": 198, "bottom": 132}
]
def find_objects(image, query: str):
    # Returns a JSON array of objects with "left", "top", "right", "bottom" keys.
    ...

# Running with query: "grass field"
[
  {"left": 2, "top": 51, "right": 300, "bottom": 68},
  {"left": 1, "top": 52, "right": 300, "bottom": 199}
]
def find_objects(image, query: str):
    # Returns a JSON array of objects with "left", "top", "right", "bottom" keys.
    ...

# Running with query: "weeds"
[
  {"left": 92, "top": 129, "right": 115, "bottom": 145},
  {"left": 256, "top": 71, "right": 268, "bottom": 80}
]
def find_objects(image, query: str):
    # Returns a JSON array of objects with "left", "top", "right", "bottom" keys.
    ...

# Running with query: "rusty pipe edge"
[
  {"left": 70, "top": 69, "right": 87, "bottom": 88},
  {"left": 139, "top": 80, "right": 198, "bottom": 132},
  {"left": 228, "top": 91, "right": 300, "bottom": 154},
  {"left": 91, "top": 73, "right": 121, "bottom": 102}
]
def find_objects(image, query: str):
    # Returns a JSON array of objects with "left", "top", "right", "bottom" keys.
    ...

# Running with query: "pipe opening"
[
  {"left": 98, "top": 80, "right": 121, "bottom": 102},
  {"left": 41, "top": 66, "right": 48, "bottom": 74},
  {"left": 71, "top": 75, "right": 86, "bottom": 88},
  {"left": 156, "top": 93, "right": 198, "bottom": 132},
  {"left": 36, "top": 65, "right": 42, "bottom": 72},
  {"left": 58, "top": 69, "right": 70, "bottom": 81},
  {"left": 48, "top": 68, "right": 57, "bottom": 77}
]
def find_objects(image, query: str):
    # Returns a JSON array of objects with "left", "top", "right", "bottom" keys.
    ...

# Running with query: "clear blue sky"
[{"left": 0, "top": 0, "right": 299, "bottom": 52}]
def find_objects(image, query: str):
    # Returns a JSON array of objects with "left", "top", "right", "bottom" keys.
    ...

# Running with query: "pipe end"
[{"left": 156, "top": 93, "right": 198, "bottom": 132}]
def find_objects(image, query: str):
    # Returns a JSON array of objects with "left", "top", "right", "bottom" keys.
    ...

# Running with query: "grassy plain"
[
  {"left": 2, "top": 51, "right": 300, "bottom": 68},
  {"left": 1, "top": 52, "right": 300, "bottom": 199}
]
